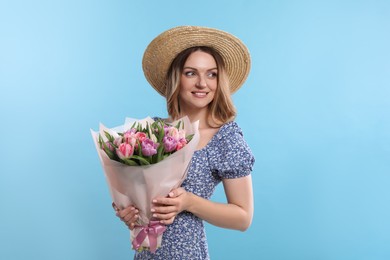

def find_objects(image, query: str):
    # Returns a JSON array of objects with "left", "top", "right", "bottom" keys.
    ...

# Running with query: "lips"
[{"left": 191, "top": 91, "right": 208, "bottom": 97}]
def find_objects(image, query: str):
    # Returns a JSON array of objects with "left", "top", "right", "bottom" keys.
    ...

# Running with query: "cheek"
[
  {"left": 179, "top": 78, "right": 193, "bottom": 91},
  {"left": 209, "top": 80, "right": 218, "bottom": 92},
  {"left": 178, "top": 87, "right": 189, "bottom": 103}
]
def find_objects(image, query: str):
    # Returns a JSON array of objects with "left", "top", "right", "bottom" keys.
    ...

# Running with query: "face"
[{"left": 179, "top": 50, "right": 218, "bottom": 113}]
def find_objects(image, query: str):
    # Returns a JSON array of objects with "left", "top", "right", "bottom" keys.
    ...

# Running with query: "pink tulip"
[
  {"left": 123, "top": 129, "right": 137, "bottom": 146},
  {"left": 178, "top": 129, "right": 186, "bottom": 139},
  {"left": 176, "top": 138, "right": 187, "bottom": 151},
  {"left": 163, "top": 136, "right": 177, "bottom": 152},
  {"left": 141, "top": 138, "right": 158, "bottom": 156},
  {"left": 100, "top": 141, "right": 114, "bottom": 151},
  {"left": 114, "top": 137, "right": 123, "bottom": 147},
  {"left": 166, "top": 127, "right": 179, "bottom": 140},
  {"left": 116, "top": 143, "right": 134, "bottom": 159},
  {"left": 136, "top": 132, "right": 147, "bottom": 142}
]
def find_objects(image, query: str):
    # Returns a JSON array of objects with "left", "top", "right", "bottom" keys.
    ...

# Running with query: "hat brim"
[{"left": 142, "top": 26, "right": 251, "bottom": 96}]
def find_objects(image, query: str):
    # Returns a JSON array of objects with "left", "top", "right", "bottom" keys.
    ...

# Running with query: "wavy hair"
[{"left": 165, "top": 46, "right": 236, "bottom": 126}]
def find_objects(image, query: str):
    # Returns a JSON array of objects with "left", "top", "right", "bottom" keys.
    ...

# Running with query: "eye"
[
  {"left": 207, "top": 71, "right": 218, "bottom": 78},
  {"left": 184, "top": 70, "right": 196, "bottom": 77}
]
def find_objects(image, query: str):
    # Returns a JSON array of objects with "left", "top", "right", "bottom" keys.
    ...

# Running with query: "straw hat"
[{"left": 142, "top": 25, "right": 251, "bottom": 96}]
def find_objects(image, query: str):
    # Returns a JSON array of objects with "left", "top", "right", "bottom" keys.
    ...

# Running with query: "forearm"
[
  {"left": 152, "top": 176, "right": 254, "bottom": 230},
  {"left": 187, "top": 193, "right": 253, "bottom": 231}
]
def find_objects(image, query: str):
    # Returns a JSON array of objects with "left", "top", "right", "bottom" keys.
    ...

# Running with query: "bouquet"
[{"left": 91, "top": 116, "right": 199, "bottom": 253}]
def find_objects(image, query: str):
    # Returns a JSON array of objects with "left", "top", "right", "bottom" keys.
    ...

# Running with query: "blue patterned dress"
[{"left": 134, "top": 121, "right": 255, "bottom": 260}]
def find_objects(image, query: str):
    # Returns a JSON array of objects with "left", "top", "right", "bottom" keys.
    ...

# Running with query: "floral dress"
[{"left": 134, "top": 121, "right": 255, "bottom": 260}]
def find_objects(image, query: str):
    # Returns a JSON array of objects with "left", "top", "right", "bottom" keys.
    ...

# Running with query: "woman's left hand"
[{"left": 151, "top": 187, "right": 191, "bottom": 225}]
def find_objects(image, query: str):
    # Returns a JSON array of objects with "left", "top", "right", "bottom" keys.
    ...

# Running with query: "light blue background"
[{"left": 1, "top": 1, "right": 389, "bottom": 259}]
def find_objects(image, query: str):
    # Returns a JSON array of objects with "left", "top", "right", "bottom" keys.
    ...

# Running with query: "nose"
[{"left": 195, "top": 75, "right": 207, "bottom": 88}]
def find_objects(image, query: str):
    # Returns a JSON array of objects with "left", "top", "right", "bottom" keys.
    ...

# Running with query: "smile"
[{"left": 191, "top": 92, "right": 208, "bottom": 97}]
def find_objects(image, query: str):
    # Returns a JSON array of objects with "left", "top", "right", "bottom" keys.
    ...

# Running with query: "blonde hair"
[{"left": 166, "top": 46, "right": 236, "bottom": 127}]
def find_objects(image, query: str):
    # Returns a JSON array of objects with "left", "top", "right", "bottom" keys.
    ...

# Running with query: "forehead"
[{"left": 184, "top": 50, "right": 217, "bottom": 68}]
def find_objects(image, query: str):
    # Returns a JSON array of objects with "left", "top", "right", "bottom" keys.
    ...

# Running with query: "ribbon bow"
[{"left": 132, "top": 221, "right": 167, "bottom": 253}]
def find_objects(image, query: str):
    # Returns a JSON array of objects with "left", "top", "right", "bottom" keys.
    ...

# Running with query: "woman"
[{"left": 116, "top": 26, "right": 255, "bottom": 259}]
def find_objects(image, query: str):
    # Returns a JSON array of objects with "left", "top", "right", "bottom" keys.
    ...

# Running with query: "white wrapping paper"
[{"left": 91, "top": 116, "right": 199, "bottom": 251}]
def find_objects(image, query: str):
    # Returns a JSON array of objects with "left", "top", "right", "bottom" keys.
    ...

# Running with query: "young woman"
[{"left": 116, "top": 26, "right": 255, "bottom": 259}]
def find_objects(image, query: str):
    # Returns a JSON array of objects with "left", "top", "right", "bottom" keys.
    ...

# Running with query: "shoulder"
[
  {"left": 213, "top": 121, "right": 245, "bottom": 144},
  {"left": 207, "top": 121, "right": 255, "bottom": 178}
]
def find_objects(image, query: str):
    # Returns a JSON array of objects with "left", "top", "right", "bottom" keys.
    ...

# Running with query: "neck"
[{"left": 179, "top": 107, "right": 211, "bottom": 129}]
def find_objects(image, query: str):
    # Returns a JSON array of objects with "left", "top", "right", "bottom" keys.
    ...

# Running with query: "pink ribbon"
[{"left": 132, "top": 221, "right": 167, "bottom": 253}]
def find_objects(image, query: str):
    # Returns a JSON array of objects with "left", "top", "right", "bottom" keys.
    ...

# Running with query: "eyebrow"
[{"left": 183, "top": 66, "right": 218, "bottom": 71}]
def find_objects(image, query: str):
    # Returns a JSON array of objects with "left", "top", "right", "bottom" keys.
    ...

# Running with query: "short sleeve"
[{"left": 207, "top": 122, "right": 255, "bottom": 179}]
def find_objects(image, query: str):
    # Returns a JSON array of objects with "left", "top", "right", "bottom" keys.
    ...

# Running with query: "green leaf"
[
  {"left": 111, "top": 141, "right": 118, "bottom": 149},
  {"left": 136, "top": 140, "right": 142, "bottom": 156},
  {"left": 130, "top": 155, "right": 151, "bottom": 165},
  {"left": 175, "top": 120, "right": 181, "bottom": 129},
  {"left": 146, "top": 122, "right": 150, "bottom": 137},
  {"left": 186, "top": 134, "right": 194, "bottom": 142},
  {"left": 156, "top": 143, "right": 165, "bottom": 163},
  {"left": 103, "top": 144, "right": 115, "bottom": 159},
  {"left": 122, "top": 158, "right": 139, "bottom": 166},
  {"left": 151, "top": 153, "right": 157, "bottom": 164},
  {"left": 158, "top": 123, "right": 165, "bottom": 143},
  {"left": 103, "top": 130, "right": 114, "bottom": 142},
  {"left": 98, "top": 134, "right": 103, "bottom": 147}
]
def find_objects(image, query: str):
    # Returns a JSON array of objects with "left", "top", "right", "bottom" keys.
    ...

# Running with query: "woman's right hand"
[{"left": 112, "top": 203, "right": 139, "bottom": 230}]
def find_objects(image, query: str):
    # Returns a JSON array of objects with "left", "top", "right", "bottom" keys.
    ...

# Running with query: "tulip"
[
  {"left": 163, "top": 136, "right": 177, "bottom": 153},
  {"left": 178, "top": 129, "right": 186, "bottom": 140},
  {"left": 123, "top": 129, "right": 137, "bottom": 147},
  {"left": 136, "top": 132, "right": 147, "bottom": 143},
  {"left": 100, "top": 141, "right": 115, "bottom": 152},
  {"left": 176, "top": 138, "right": 187, "bottom": 151},
  {"left": 166, "top": 127, "right": 179, "bottom": 140},
  {"left": 116, "top": 143, "right": 134, "bottom": 159},
  {"left": 114, "top": 136, "right": 123, "bottom": 147},
  {"left": 105, "top": 142, "right": 115, "bottom": 151},
  {"left": 141, "top": 138, "right": 158, "bottom": 156}
]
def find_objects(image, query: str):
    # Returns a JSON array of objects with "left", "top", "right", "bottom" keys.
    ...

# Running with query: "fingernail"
[
  {"left": 152, "top": 199, "right": 157, "bottom": 203},
  {"left": 169, "top": 192, "right": 174, "bottom": 197},
  {"left": 153, "top": 214, "right": 157, "bottom": 217},
  {"left": 151, "top": 208, "right": 155, "bottom": 212}
]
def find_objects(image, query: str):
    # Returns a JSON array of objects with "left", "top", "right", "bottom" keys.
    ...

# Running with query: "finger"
[
  {"left": 125, "top": 214, "right": 139, "bottom": 227},
  {"left": 159, "top": 216, "right": 176, "bottom": 225},
  {"left": 131, "top": 214, "right": 139, "bottom": 223},
  {"left": 125, "top": 221, "right": 136, "bottom": 230},
  {"left": 169, "top": 187, "right": 185, "bottom": 198},
  {"left": 152, "top": 212, "right": 176, "bottom": 220},
  {"left": 118, "top": 207, "right": 136, "bottom": 218},
  {"left": 123, "top": 209, "right": 139, "bottom": 222},
  {"left": 153, "top": 188, "right": 185, "bottom": 202},
  {"left": 128, "top": 223, "right": 135, "bottom": 230},
  {"left": 112, "top": 202, "right": 119, "bottom": 212},
  {"left": 152, "top": 197, "right": 176, "bottom": 206},
  {"left": 151, "top": 205, "right": 177, "bottom": 214}
]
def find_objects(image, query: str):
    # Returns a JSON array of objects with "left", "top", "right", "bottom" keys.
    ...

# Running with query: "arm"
[{"left": 152, "top": 174, "right": 253, "bottom": 231}]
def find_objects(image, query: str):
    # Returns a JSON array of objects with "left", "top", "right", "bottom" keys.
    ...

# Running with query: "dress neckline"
[{"left": 194, "top": 121, "right": 235, "bottom": 153}]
